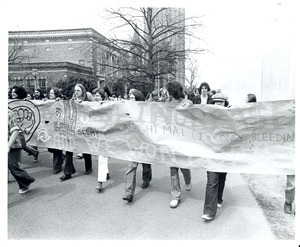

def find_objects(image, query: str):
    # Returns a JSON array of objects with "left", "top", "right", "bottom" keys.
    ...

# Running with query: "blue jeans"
[
  {"left": 170, "top": 167, "right": 191, "bottom": 200},
  {"left": 8, "top": 148, "right": 35, "bottom": 189},
  {"left": 203, "top": 171, "right": 227, "bottom": 217},
  {"left": 124, "top": 162, "right": 152, "bottom": 196}
]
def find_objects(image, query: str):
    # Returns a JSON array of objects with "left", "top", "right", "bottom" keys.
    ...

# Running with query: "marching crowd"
[{"left": 8, "top": 80, "right": 295, "bottom": 221}]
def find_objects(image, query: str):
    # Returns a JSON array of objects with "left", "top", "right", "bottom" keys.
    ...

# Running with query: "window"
[
  {"left": 23, "top": 40, "right": 28, "bottom": 44},
  {"left": 46, "top": 40, "right": 50, "bottom": 43},
  {"left": 68, "top": 38, "right": 73, "bottom": 42}
]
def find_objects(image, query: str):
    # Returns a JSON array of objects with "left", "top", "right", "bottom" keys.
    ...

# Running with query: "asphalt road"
[{"left": 7, "top": 147, "right": 292, "bottom": 240}]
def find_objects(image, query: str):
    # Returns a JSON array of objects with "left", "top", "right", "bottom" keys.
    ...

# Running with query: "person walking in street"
[
  {"left": 60, "top": 83, "right": 94, "bottom": 181},
  {"left": 46, "top": 87, "right": 65, "bottom": 174},
  {"left": 9, "top": 86, "right": 39, "bottom": 163},
  {"left": 8, "top": 109, "right": 35, "bottom": 194},
  {"left": 92, "top": 88, "right": 111, "bottom": 191},
  {"left": 122, "top": 89, "right": 152, "bottom": 202},
  {"left": 165, "top": 81, "right": 193, "bottom": 208},
  {"left": 201, "top": 90, "right": 229, "bottom": 221}
]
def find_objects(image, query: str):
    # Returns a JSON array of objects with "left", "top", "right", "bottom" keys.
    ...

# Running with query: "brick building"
[{"left": 8, "top": 28, "right": 121, "bottom": 93}]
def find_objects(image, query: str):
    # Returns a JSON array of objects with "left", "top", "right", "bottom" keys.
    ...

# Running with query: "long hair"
[
  {"left": 198, "top": 82, "right": 211, "bottom": 93},
  {"left": 166, "top": 81, "right": 185, "bottom": 100},
  {"left": 131, "top": 89, "right": 145, "bottom": 101},
  {"left": 72, "top": 83, "right": 87, "bottom": 101},
  {"left": 247, "top": 94, "right": 257, "bottom": 103},
  {"left": 12, "top": 86, "right": 27, "bottom": 99},
  {"left": 49, "top": 87, "right": 62, "bottom": 99}
]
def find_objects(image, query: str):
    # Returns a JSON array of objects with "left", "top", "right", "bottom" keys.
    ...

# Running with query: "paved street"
[{"left": 7, "top": 147, "right": 290, "bottom": 240}]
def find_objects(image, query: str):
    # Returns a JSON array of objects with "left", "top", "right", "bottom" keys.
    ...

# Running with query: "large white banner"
[{"left": 8, "top": 99, "right": 295, "bottom": 175}]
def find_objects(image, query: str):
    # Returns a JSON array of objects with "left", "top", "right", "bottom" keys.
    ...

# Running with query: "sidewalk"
[{"left": 7, "top": 148, "right": 274, "bottom": 240}]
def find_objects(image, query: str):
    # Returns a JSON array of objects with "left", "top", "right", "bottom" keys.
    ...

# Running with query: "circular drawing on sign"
[{"left": 8, "top": 99, "right": 41, "bottom": 142}]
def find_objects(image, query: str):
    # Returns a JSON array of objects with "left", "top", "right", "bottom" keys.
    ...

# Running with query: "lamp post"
[{"left": 32, "top": 69, "right": 38, "bottom": 90}]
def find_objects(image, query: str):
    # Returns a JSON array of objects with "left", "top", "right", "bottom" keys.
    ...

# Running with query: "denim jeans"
[
  {"left": 203, "top": 171, "right": 227, "bottom": 217},
  {"left": 285, "top": 175, "right": 295, "bottom": 204},
  {"left": 8, "top": 148, "right": 35, "bottom": 189},
  {"left": 64, "top": 152, "right": 92, "bottom": 175},
  {"left": 48, "top": 148, "right": 63, "bottom": 171},
  {"left": 124, "top": 162, "right": 152, "bottom": 196},
  {"left": 170, "top": 167, "right": 191, "bottom": 200}
]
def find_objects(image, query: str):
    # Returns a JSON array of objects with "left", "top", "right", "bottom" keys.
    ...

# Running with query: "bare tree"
[
  {"left": 8, "top": 36, "right": 38, "bottom": 64},
  {"left": 93, "top": 7, "right": 204, "bottom": 93},
  {"left": 185, "top": 56, "right": 200, "bottom": 92}
]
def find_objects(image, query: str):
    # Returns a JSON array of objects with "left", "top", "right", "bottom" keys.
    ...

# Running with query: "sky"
[{"left": 2, "top": 0, "right": 297, "bottom": 91}]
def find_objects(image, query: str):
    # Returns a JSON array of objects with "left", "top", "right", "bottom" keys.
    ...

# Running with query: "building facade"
[
  {"left": 8, "top": 28, "right": 121, "bottom": 93},
  {"left": 151, "top": 8, "right": 186, "bottom": 86}
]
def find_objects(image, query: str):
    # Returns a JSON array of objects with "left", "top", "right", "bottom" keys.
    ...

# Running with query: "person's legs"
[
  {"left": 124, "top": 162, "right": 138, "bottom": 197},
  {"left": 181, "top": 168, "right": 191, "bottom": 190},
  {"left": 170, "top": 167, "right": 181, "bottom": 200},
  {"left": 61, "top": 151, "right": 75, "bottom": 180},
  {"left": 142, "top": 163, "right": 152, "bottom": 188},
  {"left": 49, "top": 148, "right": 63, "bottom": 173},
  {"left": 217, "top": 172, "right": 227, "bottom": 204},
  {"left": 284, "top": 175, "right": 295, "bottom": 214},
  {"left": 203, "top": 171, "right": 219, "bottom": 219},
  {"left": 8, "top": 149, "right": 35, "bottom": 191},
  {"left": 83, "top": 153, "right": 92, "bottom": 174},
  {"left": 97, "top": 155, "right": 109, "bottom": 182}
]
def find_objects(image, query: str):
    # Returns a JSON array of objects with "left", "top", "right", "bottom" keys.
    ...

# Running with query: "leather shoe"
[
  {"left": 53, "top": 168, "right": 62, "bottom": 174},
  {"left": 60, "top": 174, "right": 72, "bottom": 181},
  {"left": 122, "top": 194, "right": 133, "bottom": 202},
  {"left": 142, "top": 182, "right": 149, "bottom": 189},
  {"left": 106, "top": 173, "right": 110, "bottom": 180},
  {"left": 84, "top": 169, "right": 93, "bottom": 175}
]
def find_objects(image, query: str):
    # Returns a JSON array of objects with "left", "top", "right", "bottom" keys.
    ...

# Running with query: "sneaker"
[
  {"left": 202, "top": 214, "right": 214, "bottom": 221},
  {"left": 185, "top": 183, "right": 192, "bottom": 191},
  {"left": 77, "top": 153, "right": 83, "bottom": 159},
  {"left": 96, "top": 182, "right": 103, "bottom": 192},
  {"left": 33, "top": 151, "right": 39, "bottom": 162},
  {"left": 217, "top": 203, "right": 222, "bottom": 208},
  {"left": 284, "top": 201, "right": 292, "bottom": 214},
  {"left": 19, "top": 185, "right": 30, "bottom": 194},
  {"left": 170, "top": 199, "right": 180, "bottom": 208}
]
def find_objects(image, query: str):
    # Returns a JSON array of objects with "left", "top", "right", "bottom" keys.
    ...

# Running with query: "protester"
[
  {"left": 26, "top": 92, "right": 34, "bottom": 100},
  {"left": 122, "top": 89, "right": 152, "bottom": 202},
  {"left": 60, "top": 83, "right": 94, "bottom": 181},
  {"left": 31, "top": 88, "right": 46, "bottom": 161},
  {"left": 33, "top": 88, "right": 45, "bottom": 100},
  {"left": 245, "top": 93, "right": 257, "bottom": 103},
  {"left": 92, "top": 88, "right": 111, "bottom": 192},
  {"left": 101, "top": 86, "right": 112, "bottom": 101},
  {"left": 202, "top": 90, "right": 229, "bottom": 221},
  {"left": 165, "top": 81, "right": 193, "bottom": 208},
  {"left": 193, "top": 82, "right": 213, "bottom": 105},
  {"left": 92, "top": 87, "right": 105, "bottom": 102},
  {"left": 9, "top": 86, "right": 39, "bottom": 162},
  {"left": 46, "top": 87, "right": 64, "bottom": 174},
  {"left": 8, "top": 109, "right": 35, "bottom": 194}
]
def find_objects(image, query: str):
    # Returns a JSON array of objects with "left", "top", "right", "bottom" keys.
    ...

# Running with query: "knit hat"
[{"left": 211, "top": 89, "right": 227, "bottom": 102}]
